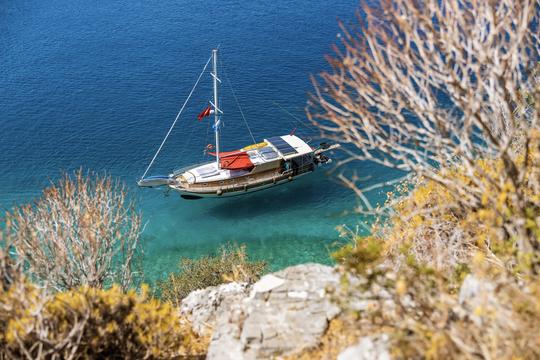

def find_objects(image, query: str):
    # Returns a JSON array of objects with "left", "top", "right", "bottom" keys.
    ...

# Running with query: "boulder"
[
  {"left": 457, "top": 274, "right": 513, "bottom": 327},
  {"left": 180, "top": 282, "right": 250, "bottom": 336},
  {"left": 206, "top": 263, "right": 341, "bottom": 360},
  {"left": 337, "top": 334, "right": 391, "bottom": 360}
]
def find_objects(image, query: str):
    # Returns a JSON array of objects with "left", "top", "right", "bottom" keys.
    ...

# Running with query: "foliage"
[
  {"left": 0, "top": 223, "right": 22, "bottom": 292},
  {"left": 305, "top": 1, "right": 540, "bottom": 358},
  {"left": 361, "top": 147, "right": 540, "bottom": 274},
  {"left": 308, "top": 0, "right": 540, "bottom": 270},
  {"left": 3, "top": 170, "right": 142, "bottom": 292},
  {"left": 328, "top": 153, "right": 540, "bottom": 358},
  {"left": 0, "top": 278, "right": 208, "bottom": 359},
  {"left": 331, "top": 228, "right": 540, "bottom": 359},
  {"left": 157, "top": 244, "right": 266, "bottom": 306}
]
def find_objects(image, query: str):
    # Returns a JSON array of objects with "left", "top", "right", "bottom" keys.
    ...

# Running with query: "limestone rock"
[
  {"left": 180, "top": 281, "right": 250, "bottom": 336},
  {"left": 337, "top": 334, "right": 391, "bottom": 360},
  {"left": 206, "top": 263, "right": 341, "bottom": 360},
  {"left": 458, "top": 274, "right": 496, "bottom": 306},
  {"left": 456, "top": 274, "right": 520, "bottom": 334}
]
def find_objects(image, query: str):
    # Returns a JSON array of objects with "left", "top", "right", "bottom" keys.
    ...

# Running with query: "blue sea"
[{"left": 0, "top": 0, "right": 393, "bottom": 281}]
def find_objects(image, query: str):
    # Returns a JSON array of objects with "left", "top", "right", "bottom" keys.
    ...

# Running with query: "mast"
[{"left": 212, "top": 49, "right": 221, "bottom": 169}]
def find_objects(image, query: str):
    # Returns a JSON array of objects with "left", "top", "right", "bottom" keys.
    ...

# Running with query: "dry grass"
[{"left": 284, "top": 317, "right": 367, "bottom": 360}]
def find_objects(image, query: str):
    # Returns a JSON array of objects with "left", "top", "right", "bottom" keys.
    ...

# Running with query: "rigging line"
[
  {"left": 220, "top": 56, "right": 257, "bottom": 144},
  {"left": 177, "top": 108, "right": 198, "bottom": 164},
  {"left": 201, "top": 116, "right": 211, "bottom": 161},
  {"left": 140, "top": 54, "right": 213, "bottom": 180},
  {"left": 272, "top": 101, "right": 316, "bottom": 131}
]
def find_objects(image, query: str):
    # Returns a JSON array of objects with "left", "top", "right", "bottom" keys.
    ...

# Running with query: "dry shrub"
[
  {"left": 305, "top": 1, "right": 540, "bottom": 357},
  {"left": 375, "top": 144, "right": 540, "bottom": 272},
  {"left": 0, "top": 224, "right": 22, "bottom": 292},
  {"left": 327, "top": 151, "right": 540, "bottom": 358},
  {"left": 0, "top": 278, "right": 208, "bottom": 360},
  {"left": 332, "top": 235, "right": 540, "bottom": 359},
  {"left": 157, "top": 244, "right": 266, "bottom": 306},
  {"left": 308, "top": 0, "right": 540, "bottom": 272},
  {"left": 4, "top": 170, "right": 142, "bottom": 292}
]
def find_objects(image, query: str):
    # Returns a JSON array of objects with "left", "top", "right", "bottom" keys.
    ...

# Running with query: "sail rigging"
[
  {"left": 137, "top": 48, "right": 339, "bottom": 197},
  {"left": 140, "top": 54, "right": 212, "bottom": 181}
]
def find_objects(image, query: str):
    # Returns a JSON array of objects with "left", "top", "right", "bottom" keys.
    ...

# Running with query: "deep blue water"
[{"left": 0, "top": 0, "right": 394, "bottom": 280}]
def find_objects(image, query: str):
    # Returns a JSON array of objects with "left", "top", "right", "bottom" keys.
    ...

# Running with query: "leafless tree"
[
  {"left": 308, "top": 0, "right": 540, "bottom": 263},
  {"left": 3, "top": 170, "right": 142, "bottom": 292}
]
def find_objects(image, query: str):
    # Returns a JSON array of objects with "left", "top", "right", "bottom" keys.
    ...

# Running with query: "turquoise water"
[{"left": 0, "top": 0, "right": 394, "bottom": 280}]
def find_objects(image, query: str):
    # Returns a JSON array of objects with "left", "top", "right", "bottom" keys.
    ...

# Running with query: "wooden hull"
[{"left": 169, "top": 169, "right": 313, "bottom": 199}]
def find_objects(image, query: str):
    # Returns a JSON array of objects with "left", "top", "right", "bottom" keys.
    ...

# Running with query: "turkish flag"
[{"left": 197, "top": 105, "right": 213, "bottom": 121}]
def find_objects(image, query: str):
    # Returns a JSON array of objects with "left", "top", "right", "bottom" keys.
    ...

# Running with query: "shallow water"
[{"left": 0, "top": 0, "right": 395, "bottom": 281}]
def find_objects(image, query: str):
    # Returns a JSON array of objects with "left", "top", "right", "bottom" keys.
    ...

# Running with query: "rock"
[
  {"left": 337, "top": 334, "right": 391, "bottom": 360},
  {"left": 457, "top": 274, "right": 515, "bottom": 329},
  {"left": 251, "top": 274, "right": 285, "bottom": 293},
  {"left": 458, "top": 274, "right": 496, "bottom": 306},
  {"left": 206, "top": 263, "right": 341, "bottom": 360},
  {"left": 180, "top": 282, "right": 250, "bottom": 336}
]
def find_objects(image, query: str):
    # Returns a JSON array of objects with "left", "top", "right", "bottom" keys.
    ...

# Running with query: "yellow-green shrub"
[
  {"left": 0, "top": 281, "right": 207, "bottom": 359},
  {"left": 157, "top": 244, "right": 266, "bottom": 306},
  {"left": 368, "top": 138, "right": 540, "bottom": 274},
  {"left": 328, "top": 147, "right": 540, "bottom": 359}
]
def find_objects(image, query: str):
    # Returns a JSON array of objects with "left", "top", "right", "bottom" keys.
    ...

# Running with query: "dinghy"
[{"left": 138, "top": 49, "right": 339, "bottom": 199}]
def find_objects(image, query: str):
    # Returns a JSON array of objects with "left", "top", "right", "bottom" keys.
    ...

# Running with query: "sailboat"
[{"left": 137, "top": 49, "right": 339, "bottom": 199}]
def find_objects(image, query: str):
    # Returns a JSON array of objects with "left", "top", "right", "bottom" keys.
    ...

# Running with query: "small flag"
[{"left": 197, "top": 105, "right": 214, "bottom": 121}]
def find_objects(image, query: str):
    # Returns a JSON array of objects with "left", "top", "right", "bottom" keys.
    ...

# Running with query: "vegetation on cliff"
[
  {"left": 157, "top": 244, "right": 266, "bottom": 306},
  {"left": 0, "top": 280, "right": 207, "bottom": 359},
  {"left": 305, "top": 0, "right": 540, "bottom": 358}
]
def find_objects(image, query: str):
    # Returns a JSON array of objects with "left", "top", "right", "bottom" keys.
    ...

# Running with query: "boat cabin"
[{"left": 178, "top": 135, "right": 314, "bottom": 186}]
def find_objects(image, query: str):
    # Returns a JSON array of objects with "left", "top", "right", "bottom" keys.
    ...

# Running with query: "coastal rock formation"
[
  {"left": 180, "top": 282, "right": 251, "bottom": 336},
  {"left": 337, "top": 334, "right": 391, "bottom": 360},
  {"left": 457, "top": 274, "right": 512, "bottom": 327},
  {"left": 181, "top": 263, "right": 341, "bottom": 359}
]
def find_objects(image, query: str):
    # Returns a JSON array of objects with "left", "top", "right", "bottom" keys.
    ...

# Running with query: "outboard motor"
[{"left": 313, "top": 142, "right": 340, "bottom": 165}]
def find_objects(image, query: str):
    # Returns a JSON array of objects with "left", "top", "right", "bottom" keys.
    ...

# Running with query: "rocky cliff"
[{"left": 180, "top": 263, "right": 494, "bottom": 359}]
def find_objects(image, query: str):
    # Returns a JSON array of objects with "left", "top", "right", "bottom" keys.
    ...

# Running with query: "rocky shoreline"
[
  {"left": 180, "top": 263, "right": 495, "bottom": 360},
  {"left": 180, "top": 264, "right": 386, "bottom": 359}
]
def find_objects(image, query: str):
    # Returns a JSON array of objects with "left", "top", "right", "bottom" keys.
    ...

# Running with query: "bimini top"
[{"left": 265, "top": 135, "right": 313, "bottom": 159}]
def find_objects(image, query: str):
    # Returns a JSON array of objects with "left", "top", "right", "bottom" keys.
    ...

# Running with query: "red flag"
[{"left": 197, "top": 105, "right": 213, "bottom": 121}]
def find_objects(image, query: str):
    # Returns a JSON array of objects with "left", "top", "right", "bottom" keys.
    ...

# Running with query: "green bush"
[{"left": 157, "top": 244, "right": 266, "bottom": 306}]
